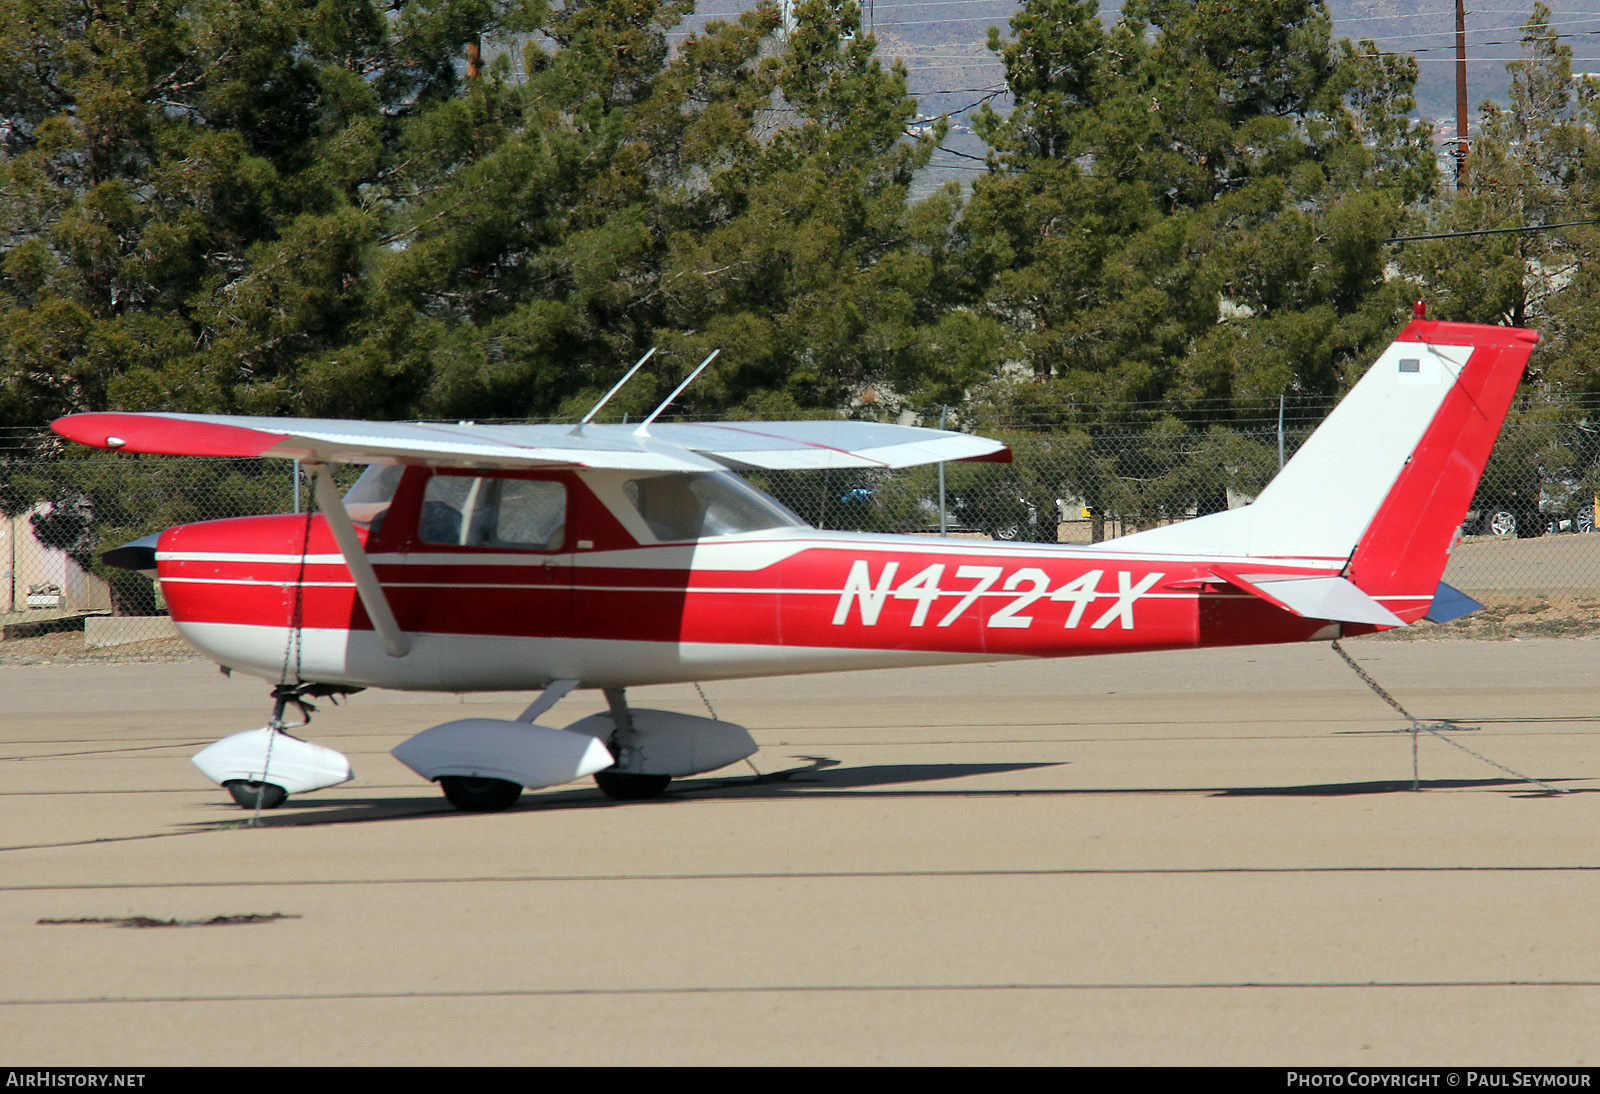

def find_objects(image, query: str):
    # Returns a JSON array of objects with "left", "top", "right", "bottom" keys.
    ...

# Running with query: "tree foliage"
[
  {"left": 8, "top": 0, "right": 1600, "bottom": 541},
  {"left": 958, "top": 0, "right": 1435, "bottom": 423},
  {"left": 0, "top": 0, "right": 975, "bottom": 428}
]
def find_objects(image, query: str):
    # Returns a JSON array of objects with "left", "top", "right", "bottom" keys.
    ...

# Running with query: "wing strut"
[{"left": 306, "top": 462, "right": 411, "bottom": 658}]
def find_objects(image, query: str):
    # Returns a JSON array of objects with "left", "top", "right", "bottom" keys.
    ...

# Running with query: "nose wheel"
[
  {"left": 224, "top": 780, "right": 288, "bottom": 810},
  {"left": 193, "top": 684, "right": 358, "bottom": 811}
]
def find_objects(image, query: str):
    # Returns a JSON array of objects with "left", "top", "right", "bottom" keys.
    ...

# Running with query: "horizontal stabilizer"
[
  {"left": 1424, "top": 582, "right": 1484, "bottom": 624},
  {"left": 1214, "top": 569, "right": 1406, "bottom": 627}
]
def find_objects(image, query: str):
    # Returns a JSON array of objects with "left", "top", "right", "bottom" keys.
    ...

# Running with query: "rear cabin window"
[
  {"left": 622, "top": 473, "right": 805, "bottom": 542},
  {"left": 419, "top": 475, "right": 566, "bottom": 551}
]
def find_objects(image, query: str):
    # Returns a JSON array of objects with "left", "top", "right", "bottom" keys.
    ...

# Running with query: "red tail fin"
[{"left": 1345, "top": 320, "right": 1539, "bottom": 619}]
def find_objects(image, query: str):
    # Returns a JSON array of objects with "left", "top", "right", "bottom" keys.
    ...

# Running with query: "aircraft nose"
[{"left": 100, "top": 532, "right": 161, "bottom": 577}]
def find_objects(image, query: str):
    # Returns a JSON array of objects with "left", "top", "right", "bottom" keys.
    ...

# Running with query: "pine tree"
[{"left": 958, "top": 0, "right": 1435, "bottom": 416}]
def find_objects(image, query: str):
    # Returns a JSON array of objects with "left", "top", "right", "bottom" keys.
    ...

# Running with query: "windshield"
[
  {"left": 622, "top": 473, "right": 807, "bottom": 542},
  {"left": 343, "top": 464, "right": 405, "bottom": 528}
]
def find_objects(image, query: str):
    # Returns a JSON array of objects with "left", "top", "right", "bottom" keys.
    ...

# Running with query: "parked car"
[
  {"left": 1539, "top": 475, "right": 1596, "bottom": 535},
  {"left": 830, "top": 480, "right": 1054, "bottom": 541},
  {"left": 882, "top": 488, "right": 1052, "bottom": 540},
  {"left": 1463, "top": 475, "right": 1596, "bottom": 537},
  {"left": 1462, "top": 504, "right": 1527, "bottom": 537},
  {"left": 944, "top": 490, "right": 1044, "bottom": 541}
]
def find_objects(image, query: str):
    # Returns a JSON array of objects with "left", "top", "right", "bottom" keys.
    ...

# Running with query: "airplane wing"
[{"left": 51, "top": 412, "right": 1011, "bottom": 472}]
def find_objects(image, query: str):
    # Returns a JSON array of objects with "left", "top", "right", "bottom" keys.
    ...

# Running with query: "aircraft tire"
[
  {"left": 594, "top": 771, "right": 672, "bottom": 801},
  {"left": 224, "top": 780, "right": 288, "bottom": 810},
  {"left": 439, "top": 776, "right": 523, "bottom": 812}
]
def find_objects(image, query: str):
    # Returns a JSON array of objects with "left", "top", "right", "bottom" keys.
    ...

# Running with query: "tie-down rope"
[{"left": 1330, "top": 639, "right": 1563, "bottom": 795}]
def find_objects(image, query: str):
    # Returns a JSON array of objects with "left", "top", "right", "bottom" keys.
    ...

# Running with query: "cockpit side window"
[
  {"left": 622, "top": 472, "right": 805, "bottom": 542},
  {"left": 419, "top": 474, "right": 566, "bottom": 551},
  {"left": 488, "top": 479, "right": 566, "bottom": 549}
]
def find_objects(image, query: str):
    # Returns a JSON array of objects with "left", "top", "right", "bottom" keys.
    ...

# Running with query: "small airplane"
[{"left": 51, "top": 315, "right": 1538, "bottom": 812}]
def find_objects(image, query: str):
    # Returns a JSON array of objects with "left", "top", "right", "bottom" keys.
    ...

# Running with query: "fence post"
[
  {"left": 938, "top": 405, "right": 948, "bottom": 537},
  {"left": 1278, "top": 394, "right": 1285, "bottom": 471},
  {"left": 5, "top": 510, "right": 14, "bottom": 614}
]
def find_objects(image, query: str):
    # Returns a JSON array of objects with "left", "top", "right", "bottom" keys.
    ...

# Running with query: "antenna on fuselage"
[
  {"left": 635, "top": 349, "right": 719, "bottom": 436},
  {"left": 571, "top": 346, "right": 657, "bottom": 434}
]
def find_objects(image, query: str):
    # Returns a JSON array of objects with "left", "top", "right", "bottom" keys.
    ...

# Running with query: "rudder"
[{"left": 1344, "top": 319, "right": 1538, "bottom": 619}]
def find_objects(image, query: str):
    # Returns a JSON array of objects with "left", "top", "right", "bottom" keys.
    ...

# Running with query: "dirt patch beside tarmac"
[
  {"left": 1373, "top": 595, "right": 1600, "bottom": 641},
  {"left": 0, "top": 628, "right": 201, "bottom": 665}
]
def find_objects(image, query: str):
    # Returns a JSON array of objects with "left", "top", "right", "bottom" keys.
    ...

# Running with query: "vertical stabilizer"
[
  {"left": 1343, "top": 321, "right": 1538, "bottom": 617},
  {"left": 1109, "top": 320, "right": 1538, "bottom": 615}
]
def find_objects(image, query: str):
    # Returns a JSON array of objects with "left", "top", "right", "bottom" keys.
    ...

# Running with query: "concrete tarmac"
[{"left": 3, "top": 637, "right": 1599, "bottom": 1065}]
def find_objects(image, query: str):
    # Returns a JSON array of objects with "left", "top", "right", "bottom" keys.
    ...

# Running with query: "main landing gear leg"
[{"left": 593, "top": 688, "right": 672, "bottom": 801}]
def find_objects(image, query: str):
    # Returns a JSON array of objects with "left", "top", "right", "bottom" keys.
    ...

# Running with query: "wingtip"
[
  {"left": 51, "top": 413, "right": 110, "bottom": 448},
  {"left": 50, "top": 412, "right": 286, "bottom": 457}
]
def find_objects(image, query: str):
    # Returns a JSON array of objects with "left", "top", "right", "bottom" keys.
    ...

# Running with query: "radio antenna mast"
[
  {"left": 572, "top": 347, "right": 657, "bottom": 434},
  {"left": 636, "top": 350, "right": 720, "bottom": 436}
]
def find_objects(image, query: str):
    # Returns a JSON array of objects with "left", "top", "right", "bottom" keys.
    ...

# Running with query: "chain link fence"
[{"left": 4, "top": 402, "right": 1600, "bottom": 648}]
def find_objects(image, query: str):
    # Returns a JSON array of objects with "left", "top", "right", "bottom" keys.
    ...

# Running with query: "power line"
[
  {"left": 858, "top": 0, "right": 1016, "bottom": 7},
  {"left": 1366, "top": 26, "right": 1600, "bottom": 55},
  {"left": 1410, "top": 55, "right": 1600, "bottom": 62},
  {"left": 1354, "top": 15, "right": 1600, "bottom": 46},
  {"left": 1386, "top": 219, "right": 1600, "bottom": 243}
]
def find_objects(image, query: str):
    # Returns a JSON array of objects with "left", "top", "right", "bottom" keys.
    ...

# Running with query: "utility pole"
[{"left": 1456, "top": 0, "right": 1470, "bottom": 195}]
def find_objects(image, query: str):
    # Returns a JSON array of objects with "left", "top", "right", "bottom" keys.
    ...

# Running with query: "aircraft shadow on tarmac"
[
  {"left": 182, "top": 757, "right": 1059, "bottom": 829},
  {"left": 1215, "top": 777, "right": 1585, "bottom": 798},
  {"left": 177, "top": 757, "right": 1591, "bottom": 831}
]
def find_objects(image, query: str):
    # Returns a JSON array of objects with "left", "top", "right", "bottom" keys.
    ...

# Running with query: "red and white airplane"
[{"left": 52, "top": 316, "right": 1538, "bottom": 812}]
